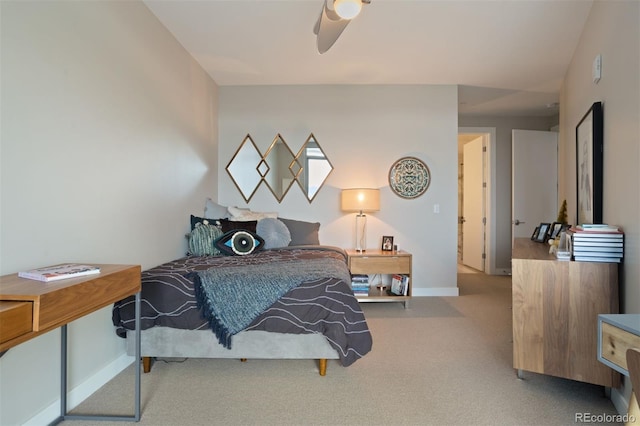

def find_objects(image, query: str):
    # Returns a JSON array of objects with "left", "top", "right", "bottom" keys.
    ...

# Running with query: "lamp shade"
[{"left": 341, "top": 188, "right": 380, "bottom": 212}]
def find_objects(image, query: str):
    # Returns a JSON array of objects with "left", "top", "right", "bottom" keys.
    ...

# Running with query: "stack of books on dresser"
[
  {"left": 568, "top": 224, "right": 624, "bottom": 263},
  {"left": 350, "top": 274, "right": 370, "bottom": 296}
]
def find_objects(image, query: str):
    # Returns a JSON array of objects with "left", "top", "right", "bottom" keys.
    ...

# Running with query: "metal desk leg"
[
  {"left": 61, "top": 325, "right": 68, "bottom": 420},
  {"left": 134, "top": 291, "right": 141, "bottom": 420},
  {"left": 51, "top": 291, "right": 142, "bottom": 424}
]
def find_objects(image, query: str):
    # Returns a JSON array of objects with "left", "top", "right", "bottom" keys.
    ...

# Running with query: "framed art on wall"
[
  {"left": 388, "top": 157, "right": 431, "bottom": 199},
  {"left": 576, "top": 102, "right": 603, "bottom": 225}
]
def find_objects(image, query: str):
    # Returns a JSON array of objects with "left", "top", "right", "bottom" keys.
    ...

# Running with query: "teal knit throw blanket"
[{"left": 193, "top": 257, "right": 350, "bottom": 348}]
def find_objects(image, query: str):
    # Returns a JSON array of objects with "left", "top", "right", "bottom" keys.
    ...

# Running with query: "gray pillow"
[
  {"left": 256, "top": 218, "right": 291, "bottom": 249},
  {"left": 204, "top": 198, "right": 229, "bottom": 219},
  {"left": 279, "top": 218, "right": 320, "bottom": 246}
]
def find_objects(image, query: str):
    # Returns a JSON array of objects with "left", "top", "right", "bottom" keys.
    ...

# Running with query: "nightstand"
[{"left": 346, "top": 249, "right": 412, "bottom": 308}]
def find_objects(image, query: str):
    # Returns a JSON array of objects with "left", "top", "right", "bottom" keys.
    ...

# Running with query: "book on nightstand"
[
  {"left": 390, "top": 274, "right": 409, "bottom": 296},
  {"left": 18, "top": 263, "right": 101, "bottom": 282},
  {"left": 351, "top": 274, "right": 370, "bottom": 296}
]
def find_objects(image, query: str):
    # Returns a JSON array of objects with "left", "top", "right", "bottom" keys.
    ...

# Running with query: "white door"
[
  {"left": 512, "top": 130, "right": 558, "bottom": 242},
  {"left": 462, "top": 136, "right": 485, "bottom": 271}
]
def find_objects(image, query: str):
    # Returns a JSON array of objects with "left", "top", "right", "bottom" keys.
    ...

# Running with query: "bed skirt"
[{"left": 126, "top": 328, "right": 340, "bottom": 360}]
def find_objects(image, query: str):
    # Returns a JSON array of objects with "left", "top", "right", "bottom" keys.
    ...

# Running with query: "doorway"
[{"left": 458, "top": 127, "right": 497, "bottom": 275}]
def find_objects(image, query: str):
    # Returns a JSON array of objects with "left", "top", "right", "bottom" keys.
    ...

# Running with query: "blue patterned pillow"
[{"left": 256, "top": 218, "right": 291, "bottom": 249}]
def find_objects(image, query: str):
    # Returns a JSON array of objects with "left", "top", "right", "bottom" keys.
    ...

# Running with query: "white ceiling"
[{"left": 143, "top": 0, "right": 593, "bottom": 117}]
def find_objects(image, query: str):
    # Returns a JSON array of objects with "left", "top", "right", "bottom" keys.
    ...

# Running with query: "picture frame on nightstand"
[{"left": 381, "top": 236, "right": 394, "bottom": 251}]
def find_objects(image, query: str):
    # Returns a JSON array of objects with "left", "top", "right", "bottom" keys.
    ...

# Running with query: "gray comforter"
[{"left": 112, "top": 246, "right": 372, "bottom": 366}]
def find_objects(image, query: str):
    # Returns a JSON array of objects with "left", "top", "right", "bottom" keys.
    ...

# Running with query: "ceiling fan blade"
[{"left": 314, "top": 2, "right": 350, "bottom": 54}]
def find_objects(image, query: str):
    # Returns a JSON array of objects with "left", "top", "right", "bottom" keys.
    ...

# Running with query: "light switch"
[
  {"left": 433, "top": 204, "right": 440, "bottom": 214},
  {"left": 593, "top": 54, "right": 602, "bottom": 83}
]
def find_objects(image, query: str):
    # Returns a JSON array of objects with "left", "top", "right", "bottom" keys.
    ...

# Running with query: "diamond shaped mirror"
[
  {"left": 226, "top": 133, "right": 333, "bottom": 203},
  {"left": 262, "top": 134, "right": 297, "bottom": 202},
  {"left": 226, "top": 135, "right": 263, "bottom": 203},
  {"left": 295, "top": 134, "right": 333, "bottom": 203}
]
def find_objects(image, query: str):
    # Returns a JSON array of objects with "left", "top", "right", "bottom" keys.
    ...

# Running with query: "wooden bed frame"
[{"left": 127, "top": 328, "right": 340, "bottom": 376}]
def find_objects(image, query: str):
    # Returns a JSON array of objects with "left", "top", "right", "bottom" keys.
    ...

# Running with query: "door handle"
[{"left": 514, "top": 219, "right": 525, "bottom": 226}]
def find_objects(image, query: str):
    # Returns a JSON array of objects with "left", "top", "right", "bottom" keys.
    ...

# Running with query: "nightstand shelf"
[{"left": 346, "top": 249, "right": 412, "bottom": 308}]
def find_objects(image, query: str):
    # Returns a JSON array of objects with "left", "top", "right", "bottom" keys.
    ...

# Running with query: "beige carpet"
[{"left": 63, "top": 273, "right": 621, "bottom": 425}]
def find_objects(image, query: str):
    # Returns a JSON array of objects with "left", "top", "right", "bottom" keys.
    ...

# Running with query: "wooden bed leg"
[
  {"left": 142, "top": 356, "right": 152, "bottom": 373},
  {"left": 318, "top": 359, "right": 327, "bottom": 376},
  {"left": 240, "top": 358, "right": 247, "bottom": 362}
]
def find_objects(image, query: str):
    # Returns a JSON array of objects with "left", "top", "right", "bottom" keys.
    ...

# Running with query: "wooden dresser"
[{"left": 512, "top": 238, "right": 620, "bottom": 387}]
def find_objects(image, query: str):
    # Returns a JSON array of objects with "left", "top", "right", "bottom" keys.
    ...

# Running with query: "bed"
[{"left": 112, "top": 244, "right": 372, "bottom": 376}]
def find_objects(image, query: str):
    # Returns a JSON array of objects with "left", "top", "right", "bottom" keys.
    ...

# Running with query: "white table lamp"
[{"left": 341, "top": 188, "right": 380, "bottom": 252}]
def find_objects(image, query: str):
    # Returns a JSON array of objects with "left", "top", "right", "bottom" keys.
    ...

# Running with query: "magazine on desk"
[{"left": 18, "top": 263, "right": 101, "bottom": 282}]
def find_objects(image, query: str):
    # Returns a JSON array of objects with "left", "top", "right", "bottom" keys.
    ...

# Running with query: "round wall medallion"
[{"left": 388, "top": 156, "right": 431, "bottom": 199}]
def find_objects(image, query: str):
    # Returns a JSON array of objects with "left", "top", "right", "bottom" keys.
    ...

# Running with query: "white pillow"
[
  {"left": 228, "top": 206, "right": 278, "bottom": 221},
  {"left": 204, "top": 198, "right": 229, "bottom": 219}
]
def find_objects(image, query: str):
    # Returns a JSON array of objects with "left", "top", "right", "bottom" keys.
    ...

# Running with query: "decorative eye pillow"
[{"left": 215, "top": 230, "right": 265, "bottom": 256}]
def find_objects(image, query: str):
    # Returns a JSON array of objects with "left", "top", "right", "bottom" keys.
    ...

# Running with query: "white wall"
[
  {"left": 559, "top": 0, "right": 640, "bottom": 413},
  {"left": 0, "top": 2, "right": 218, "bottom": 424},
  {"left": 219, "top": 85, "right": 459, "bottom": 295},
  {"left": 561, "top": 0, "right": 639, "bottom": 313}
]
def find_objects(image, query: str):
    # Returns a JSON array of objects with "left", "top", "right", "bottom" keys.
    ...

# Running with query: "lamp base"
[{"left": 355, "top": 213, "right": 367, "bottom": 252}]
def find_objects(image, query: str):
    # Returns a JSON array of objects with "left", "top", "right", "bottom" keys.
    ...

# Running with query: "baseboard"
[
  {"left": 495, "top": 268, "right": 512, "bottom": 276},
  {"left": 412, "top": 287, "right": 459, "bottom": 297},
  {"left": 610, "top": 387, "right": 628, "bottom": 415},
  {"left": 25, "top": 353, "right": 134, "bottom": 426}
]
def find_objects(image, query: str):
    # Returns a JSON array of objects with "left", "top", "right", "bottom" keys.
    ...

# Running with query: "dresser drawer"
[
  {"left": 350, "top": 256, "right": 411, "bottom": 274},
  {"left": 0, "top": 301, "right": 33, "bottom": 345},
  {"left": 601, "top": 321, "right": 640, "bottom": 373}
]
